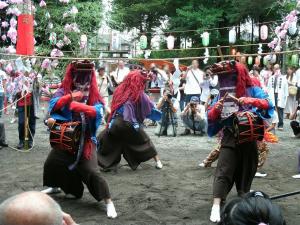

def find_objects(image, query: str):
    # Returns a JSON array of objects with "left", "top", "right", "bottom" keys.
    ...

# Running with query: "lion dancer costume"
[
  {"left": 42, "top": 61, "right": 117, "bottom": 219},
  {"left": 207, "top": 61, "right": 274, "bottom": 223},
  {"left": 98, "top": 70, "right": 163, "bottom": 170}
]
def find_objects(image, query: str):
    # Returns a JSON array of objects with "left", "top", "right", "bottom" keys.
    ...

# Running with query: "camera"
[
  {"left": 297, "top": 105, "right": 300, "bottom": 110},
  {"left": 167, "top": 94, "right": 172, "bottom": 100},
  {"left": 205, "top": 73, "right": 210, "bottom": 78},
  {"left": 150, "top": 66, "right": 158, "bottom": 73}
]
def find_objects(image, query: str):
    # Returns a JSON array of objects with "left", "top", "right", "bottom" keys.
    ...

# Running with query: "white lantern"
[
  {"left": 167, "top": 35, "right": 175, "bottom": 50},
  {"left": 201, "top": 32, "right": 210, "bottom": 47},
  {"left": 140, "top": 35, "right": 147, "bottom": 49},
  {"left": 260, "top": 25, "right": 268, "bottom": 40},
  {"left": 229, "top": 29, "right": 236, "bottom": 44},
  {"left": 288, "top": 21, "right": 297, "bottom": 35}
]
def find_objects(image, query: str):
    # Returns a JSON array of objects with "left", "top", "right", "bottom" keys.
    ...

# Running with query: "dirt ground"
[{"left": 0, "top": 114, "right": 300, "bottom": 225}]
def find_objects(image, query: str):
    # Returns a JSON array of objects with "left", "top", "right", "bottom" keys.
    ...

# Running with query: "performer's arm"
[
  {"left": 207, "top": 101, "right": 223, "bottom": 121},
  {"left": 239, "top": 97, "right": 269, "bottom": 110},
  {"left": 53, "top": 91, "right": 83, "bottom": 111},
  {"left": 69, "top": 101, "right": 97, "bottom": 118}
]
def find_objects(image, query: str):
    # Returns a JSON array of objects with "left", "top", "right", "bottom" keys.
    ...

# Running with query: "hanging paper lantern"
[
  {"left": 248, "top": 56, "right": 253, "bottom": 65},
  {"left": 229, "top": 29, "right": 236, "bottom": 44},
  {"left": 263, "top": 56, "right": 268, "bottom": 66},
  {"left": 140, "top": 35, "right": 147, "bottom": 50},
  {"left": 201, "top": 32, "right": 210, "bottom": 47},
  {"left": 167, "top": 35, "right": 175, "bottom": 50},
  {"left": 255, "top": 57, "right": 260, "bottom": 66},
  {"left": 288, "top": 21, "right": 297, "bottom": 35},
  {"left": 260, "top": 25, "right": 268, "bottom": 40},
  {"left": 291, "top": 54, "right": 299, "bottom": 66}
]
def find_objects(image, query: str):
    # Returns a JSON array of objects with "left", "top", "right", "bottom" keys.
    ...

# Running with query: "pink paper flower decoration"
[
  {"left": 70, "top": 6, "right": 78, "bottom": 16},
  {"left": 2, "top": 21, "right": 9, "bottom": 28},
  {"left": 63, "top": 35, "right": 71, "bottom": 45},
  {"left": 64, "top": 24, "right": 72, "bottom": 32},
  {"left": 7, "top": 27, "right": 17, "bottom": 44},
  {"left": 5, "top": 46, "right": 16, "bottom": 54},
  {"left": 41, "top": 58, "right": 51, "bottom": 69},
  {"left": 1, "top": 35, "right": 6, "bottom": 41},
  {"left": 51, "top": 59, "right": 59, "bottom": 68},
  {"left": 59, "top": 0, "right": 70, "bottom": 3},
  {"left": 5, "top": 63, "right": 13, "bottom": 74},
  {"left": 10, "top": 17, "right": 17, "bottom": 28},
  {"left": 39, "top": 0, "right": 46, "bottom": 7},
  {"left": 50, "top": 48, "right": 64, "bottom": 57},
  {"left": 0, "top": 1, "right": 9, "bottom": 9},
  {"left": 56, "top": 40, "right": 64, "bottom": 49}
]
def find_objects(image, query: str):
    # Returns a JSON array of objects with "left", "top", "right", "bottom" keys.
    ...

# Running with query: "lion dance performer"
[
  {"left": 207, "top": 61, "right": 274, "bottom": 223},
  {"left": 98, "top": 70, "right": 163, "bottom": 170},
  {"left": 42, "top": 61, "right": 117, "bottom": 219}
]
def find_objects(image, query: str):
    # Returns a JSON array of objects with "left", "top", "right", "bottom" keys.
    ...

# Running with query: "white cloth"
[
  {"left": 267, "top": 75, "right": 289, "bottom": 108},
  {"left": 200, "top": 75, "right": 218, "bottom": 102},
  {"left": 97, "top": 75, "right": 109, "bottom": 97},
  {"left": 0, "top": 70, "right": 7, "bottom": 93},
  {"left": 111, "top": 67, "right": 130, "bottom": 84},
  {"left": 295, "top": 69, "right": 300, "bottom": 88},
  {"left": 184, "top": 69, "right": 204, "bottom": 95}
]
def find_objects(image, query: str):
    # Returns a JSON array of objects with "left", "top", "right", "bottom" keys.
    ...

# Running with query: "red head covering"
[
  {"left": 61, "top": 63, "right": 104, "bottom": 106},
  {"left": 235, "top": 62, "right": 253, "bottom": 98},
  {"left": 109, "top": 70, "right": 147, "bottom": 122}
]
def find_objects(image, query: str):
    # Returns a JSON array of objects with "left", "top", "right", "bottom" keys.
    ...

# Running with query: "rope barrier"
[{"left": 1, "top": 49, "right": 300, "bottom": 62}]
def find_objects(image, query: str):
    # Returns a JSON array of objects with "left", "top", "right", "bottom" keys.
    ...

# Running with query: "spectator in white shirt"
[
  {"left": 111, "top": 60, "right": 130, "bottom": 85},
  {"left": 295, "top": 67, "right": 300, "bottom": 102},
  {"left": 266, "top": 64, "right": 289, "bottom": 130},
  {"left": 97, "top": 67, "right": 109, "bottom": 107},
  {"left": 200, "top": 67, "right": 218, "bottom": 104},
  {"left": 184, "top": 60, "right": 204, "bottom": 104}
]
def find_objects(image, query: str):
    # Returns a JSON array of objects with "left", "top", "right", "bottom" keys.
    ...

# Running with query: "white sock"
[
  {"left": 210, "top": 204, "right": 220, "bottom": 223},
  {"left": 156, "top": 160, "right": 163, "bottom": 169},
  {"left": 106, "top": 202, "right": 117, "bottom": 219},
  {"left": 41, "top": 187, "right": 61, "bottom": 194}
]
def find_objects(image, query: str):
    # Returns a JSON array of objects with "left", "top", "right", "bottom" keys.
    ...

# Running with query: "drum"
[
  {"left": 50, "top": 122, "right": 81, "bottom": 153},
  {"left": 233, "top": 112, "right": 265, "bottom": 144}
]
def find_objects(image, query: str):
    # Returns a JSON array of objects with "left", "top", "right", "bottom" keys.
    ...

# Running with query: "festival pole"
[{"left": 24, "top": 93, "right": 29, "bottom": 150}]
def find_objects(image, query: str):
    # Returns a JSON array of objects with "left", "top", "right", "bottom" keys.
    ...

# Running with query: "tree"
[{"left": 33, "top": 0, "right": 103, "bottom": 54}]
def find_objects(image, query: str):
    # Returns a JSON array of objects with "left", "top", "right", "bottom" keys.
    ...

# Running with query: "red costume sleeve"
[
  {"left": 208, "top": 105, "right": 222, "bottom": 121},
  {"left": 53, "top": 94, "right": 72, "bottom": 111},
  {"left": 69, "top": 101, "right": 97, "bottom": 118},
  {"left": 241, "top": 97, "right": 269, "bottom": 110}
]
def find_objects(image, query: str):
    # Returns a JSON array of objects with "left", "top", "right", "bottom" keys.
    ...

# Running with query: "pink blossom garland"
[
  {"left": 269, "top": 2, "right": 300, "bottom": 51},
  {"left": 50, "top": 48, "right": 64, "bottom": 57},
  {"left": 41, "top": 58, "right": 51, "bottom": 69},
  {"left": 39, "top": 0, "right": 46, "bottom": 7},
  {"left": 0, "top": 1, "right": 9, "bottom": 9}
]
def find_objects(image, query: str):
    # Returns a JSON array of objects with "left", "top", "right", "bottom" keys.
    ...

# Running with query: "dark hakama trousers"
[
  {"left": 213, "top": 129, "right": 258, "bottom": 199},
  {"left": 98, "top": 116, "right": 158, "bottom": 170},
  {"left": 43, "top": 147, "right": 110, "bottom": 201}
]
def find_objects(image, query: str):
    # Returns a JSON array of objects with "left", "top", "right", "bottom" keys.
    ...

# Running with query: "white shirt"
[
  {"left": 0, "top": 70, "right": 7, "bottom": 93},
  {"left": 111, "top": 67, "right": 130, "bottom": 84},
  {"left": 295, "top": 68, "right": 300, "bottom": 88},
  {"left": 200, "top": 75, "right": 218, "bottom": 102},
  {"left": 97, "top": 75, "right": 109, "bottom": 97},
  {"left": 184, "top": 68, "right": 204, "bottom": 95}
]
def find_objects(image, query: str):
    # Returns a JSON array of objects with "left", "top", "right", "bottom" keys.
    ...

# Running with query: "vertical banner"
[{"left": 16, "top": 14, "right": 34, "bottom": 55}]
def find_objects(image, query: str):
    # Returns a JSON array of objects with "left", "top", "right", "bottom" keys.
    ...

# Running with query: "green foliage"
[
  {"left": 109, "top": 0, "right": 297, "bottom": 60},
  {"left": 34, "top": 0, "right": 102, "bottom": 54}
]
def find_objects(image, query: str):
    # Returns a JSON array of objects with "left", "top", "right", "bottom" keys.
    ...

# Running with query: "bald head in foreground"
[{"left": 0, "top": 191, "right": 77, "bottom": 225}]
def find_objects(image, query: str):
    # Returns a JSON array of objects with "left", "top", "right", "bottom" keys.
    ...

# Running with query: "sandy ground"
[{"left": 0, "top": 113, "right": 300, "bottom": 225}]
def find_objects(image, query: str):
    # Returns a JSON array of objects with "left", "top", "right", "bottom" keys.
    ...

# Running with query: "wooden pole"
[{"left": 24, "top": 93, "right": 29, "bottom": 150}]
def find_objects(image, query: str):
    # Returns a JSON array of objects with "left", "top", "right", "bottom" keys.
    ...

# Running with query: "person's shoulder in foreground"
[
  {"left": 0, "top": 191, "right": 78, "bottom": 225},
  {"left": 219, "top": 191, "right": 286, "bottom": 225}
]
